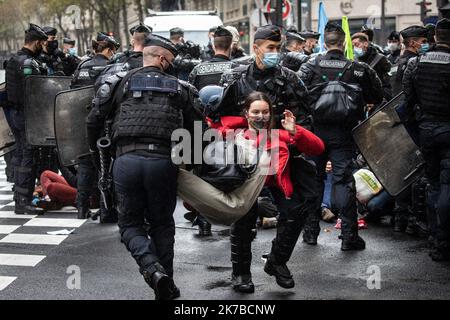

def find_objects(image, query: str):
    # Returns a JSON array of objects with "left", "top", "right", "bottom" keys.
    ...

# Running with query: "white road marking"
[
  {"left": 0, "top": 254, "right": 46, "bottom": 267},
  {"left": 0, "top": 233, "right": 68, "bottom": 245},
  {"left": 0, "top": 276, "right": 16, "bottom": 291},
  {"left": 24, "top": 218, "right": 85, "bottom": 228},
  {"left": 0, "top": 212, "right": 36, "bottom": 219},
  {"left": 0, "top": 225, "right": 21, "bottom": 234}
]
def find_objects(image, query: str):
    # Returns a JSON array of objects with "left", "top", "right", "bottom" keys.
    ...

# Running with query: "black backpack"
[{"left": 307, "top": 58, "right": 364, "bottom": 127}]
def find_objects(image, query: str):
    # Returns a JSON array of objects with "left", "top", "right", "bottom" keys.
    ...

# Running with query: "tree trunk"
[
  {"left": 122, "top": 0, "right": 130, "bottom": 48},
  {"left": 135, "top": 0, "right": 144, "bottom": 22}
]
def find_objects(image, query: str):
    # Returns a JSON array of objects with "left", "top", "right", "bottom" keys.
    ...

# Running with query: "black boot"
[
  {"left": 264, "top": 254, "right": 294, "bottom": 289},
  {"left": 341, "top": 234, "right": 366, "bottom": 251},
  {"left": 193, "top": 215, "right": 212, "bottom": 237},
  {"left": 15, "top": 195, "right": 44, "bottom": 215},
  {"left": 77, "top": 206, "right": 91, "bottom": 220},
  {"left": 394, "top": 210, "right": 409, "bottom": 232},
  {"left": 230, "top": 223, "right": 255, "bottom": 294},
  {"left": 430, "top": 241, "right": 450, "bottom": 262},
  {"left": 100, "top": 209, "right": 118, "bottom": 223},
  {"left": 142, "top": 262, "right": 180, "bottom": 300},
  {"left": 302, "top": 229, "right": 318, "bottom": 245}
]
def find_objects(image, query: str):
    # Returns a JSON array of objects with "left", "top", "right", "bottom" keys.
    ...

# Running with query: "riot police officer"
[
  {"left": 72, "top": 32, "right": 119, "bottom": 220},
  {"left": 86, "top": 34, "right": 201, "bottom": 299},
  {"left": 61, "top": 38, "right": 81, "bottom": 76},
  {"left": 299, "top": 30, "right": 321, "bottom": 56},
  {"left": 403, "top": 18, "right": 450, "bottom": 262},
  {"left": 393, "top": 25, "right": 429, "bottom": 96},
  {"left": 280, "top": 30, "right": 309, "bottom": 72},
  {"left": 110, "top": 23, "right": 152, "bottom": 70},
  {"left": 188, "top": 26, "right": 239, "bottom": 236},
  {"left": 299, "top": 22, "right": 383, "bottom": 251},
  {"left": 5, "top": 23, "right": 48, "bottom": 215},
  {"left": 386, "top": 31, "right": 402, "bottom": 65},
  {"left": 200, "top": 26, "right": 217, "bottom": 61},
  {"left": 219, "top": 25, "right": 320, "bottom": 288},
  {"left": 170, "top": 27, "right": 202, "bottom": 81}
]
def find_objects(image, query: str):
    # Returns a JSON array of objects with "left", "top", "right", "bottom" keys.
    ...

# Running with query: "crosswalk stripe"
[
  {"left": 0, "top": 195, "right": 12, "bottom": 200},
  {"left": 0, "top": 225, "right": 21, "bottom": 234},
  {"left": 0, "top": 276, "right": 16, "bottom": 291},
  {"left": 0, "top": 233, "right": 68, "bottom": 245},
  {"left": 0, "top": 254, "right": 46, "bottom": 267},
  {"left": 0, "top": 212, "right": 36, "bottom": 219},
  {"left": 24, "top": 218, "right": 85, "bottom": 228}
]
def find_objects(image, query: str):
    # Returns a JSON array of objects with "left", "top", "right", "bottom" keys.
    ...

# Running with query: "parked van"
[{"left": 144, "top": 11, "right": 223, "bottom": 47}]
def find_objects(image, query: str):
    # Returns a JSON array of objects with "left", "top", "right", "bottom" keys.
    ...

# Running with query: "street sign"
[{"left": 265, "top": 0, "right": 292, "bottom": 20}]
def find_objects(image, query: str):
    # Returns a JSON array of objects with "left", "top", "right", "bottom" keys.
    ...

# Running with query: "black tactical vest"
[
  {"left": 71, "top": 55, "right": 109, "bottom": 89},
  {"left": 112, "top": 71, "right": 183, "bottom": 145},
  {"left": 414, "top": 51, "right": 450, "bottom": 117},
  {"left": 193, "top": 61, "right": 233, "bottom": 90}
]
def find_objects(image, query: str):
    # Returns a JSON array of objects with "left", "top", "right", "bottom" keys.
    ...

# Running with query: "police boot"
[
  {"left": 142, "top": 262, "right": 180, "bottom": 300},
  {"left": 77, "top": 206, "right": 91, "bottom": 220},
  {"left": 302, "top": 203, "right": 320, "bottom": 245},
  {"left": 394, "top": 210, "right": 409, "bottom": 232},
  {"left": 430, "top": 241, "right": 450, "bottom": 262},
  {"left": 14, "top": 194, "right": 44, "bottom": 215},
  {"left": 302, "top": 229, "right": 319, "bottom": 245},
  {"left": 193, "top": 215, "right": 212, "bottom": 237},
  {"left": 341, "top": 233, "right": 366, "bottom": 251},
  {"left": 230, "top": 227, "right": 254, "bottom": 293},
  {"left": 264, "top": 253, "right": 294, "bottom": 289}
]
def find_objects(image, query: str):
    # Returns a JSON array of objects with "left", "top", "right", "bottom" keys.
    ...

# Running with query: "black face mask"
[{"left": 47, "top": 40, "right": 59, "bottom": 54}]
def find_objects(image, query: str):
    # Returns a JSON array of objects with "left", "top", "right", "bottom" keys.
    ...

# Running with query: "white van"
[{"left": 144, "top": 11, "right": 223, "bottom": 47}]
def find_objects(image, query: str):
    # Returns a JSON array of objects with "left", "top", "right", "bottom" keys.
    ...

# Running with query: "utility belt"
[{"left": 115, "top": 141, "right": 171, "bottom": 158}]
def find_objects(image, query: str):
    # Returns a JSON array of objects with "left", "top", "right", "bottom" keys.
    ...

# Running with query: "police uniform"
[
  {"left": 403, "top": 18, "right": 450, "bottom": 261},
  {"left": 299, "top": 22, "right": 384, "bottom": 250},
  {"left": 5, "top": 24, "right": 48, "bottom": 215},
  {"left": 71, "top": 32, "right": 119, "bottom": 220},
  {"left": 200, "top": 26, "right": 217, "bottom": 62},
  {"left": 280, "top": 31, "right": 309, "bottom": 72},
  {"left": 171, "top": 28, "right": 202, "bottom": 81},
  {"left": 393, "top": 26, "right": 429, "bottom": 96},
  {"left": 387, "top": 31, "right": 402, "bottom": 65},
  {"left": 86, "top": 34, "right": 201, "bottom": 299},
  {"left": 220, "top": 25, "right": 316, "bottom": 292},
  {"left": 299, "top": 30, "right": 320, "bottom": 56}
]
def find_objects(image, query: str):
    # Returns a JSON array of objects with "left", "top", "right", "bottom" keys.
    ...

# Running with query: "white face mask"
[{"left": 388, "top": 42, "right": 399, "bottom": 52}]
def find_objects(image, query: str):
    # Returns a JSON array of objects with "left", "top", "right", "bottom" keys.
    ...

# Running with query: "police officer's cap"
[
  {"left": 435, "top": 18, "right": 450, "bottom": 41},
  {"left": 324, "top": 22, "right": 344, "bottom": 35},
  {"left": 387, "top": 31, "right": 400, "bottom": 41},
  {"left": 63, "top": 38, "right": 76, "bottom": 46},
  {"left": 436, "top": 18, "right": 450, "bottom": 31},
  {"left": 97, "top": 32, "right": 120, "bottom": 50},
  {"left": 43, "top": 26, "right": 57, "bottom": 36},
  {"left": 144, "top": 34, "right": 179, "bottom": 57},
  {"left": 299, "top": 30, "right": 321, "bottom": 39},
  {"left": 254, "top": 25, "right": 282, "bottom": 42},
  {"left": 209, "top": 26, "right": 219, "bottom": 33},
  {"left": 286, "top": 25, "right": 298, "bottom": 33},
  {"left": 286, "top": 30, "right": 305, "bottom": 42},
  {"left": 214, "top": 26, "right": 233, "bottom": 38},
  {"left": 25, "top": 23, "right": 48, "bottom": 41},
  {"left": 170, "top": 27, "right": 184, "bottom": 37},
  {"left": 129, "top": 23, "right": 152, "bottom": 35},
  {"left": 400, "top": 26, "right": 428, "bottom": 39}
]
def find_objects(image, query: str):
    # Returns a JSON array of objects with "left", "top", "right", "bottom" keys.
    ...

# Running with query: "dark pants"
[
  {"left": 419, "top": 122, "right": 450, "bottom": 247},
  {"left": 76, "top": 156, "right": 97, "bottom": 208},
  {"left": 312, "top": 126, "right": 358, "bottom": 239},
  {"left": 230, "top": 186, "right": 308, "bottom": 275},
  {"left": 5, "top": 107, "right": 36, "bottom": 200},
  {"left": 113, "top": 153, "right": 178, "bottom": 277}
]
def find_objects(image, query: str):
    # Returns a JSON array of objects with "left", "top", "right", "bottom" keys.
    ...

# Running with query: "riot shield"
[
  {"left": 24, "top": 76, "right": 72, "bottom": 146},
  {"left": 54, "top": 86, "right": 95, "bottom": 167},
  {"left": 0, "top": 81, "right": 15, "bottom": 156},
  {"left": 352, "top": 93, "right": 425, "bottom": 196}
]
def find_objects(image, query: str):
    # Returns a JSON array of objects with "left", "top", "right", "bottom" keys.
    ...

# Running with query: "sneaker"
[
  {"left": 321, "top": 207, "right": 336, "bottom": 222},
  {"left": 334, "top": 218, "right": 342, "bottom": 229},
  {"left": 358, "top": 218, "right": 368, "bottom": 229}
]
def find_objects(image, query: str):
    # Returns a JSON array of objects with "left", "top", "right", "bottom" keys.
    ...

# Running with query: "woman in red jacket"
[{"left": 209, "top": 91, "right": 324, "bottom": 293}]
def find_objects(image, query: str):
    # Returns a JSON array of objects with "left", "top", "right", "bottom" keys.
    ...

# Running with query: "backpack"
[{"left": 307, "top": 58, "right": 364, "bottom": 127}]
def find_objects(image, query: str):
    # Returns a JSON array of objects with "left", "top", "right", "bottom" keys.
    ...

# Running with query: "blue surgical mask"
[
  {"left": 312, "top": 46, "right": 320, "bottom": 54},
  {"left": 353, "top": 47, "right": 364, "bottom": 58},
  {"left": 68, "top": 48, "right": 77, "bottom": 56},
  {"left": 262, "top": 52, "right": 280, "bottom": 69},
  {"left": 419, "top": 43, "right": 430, "bottom": 54}
]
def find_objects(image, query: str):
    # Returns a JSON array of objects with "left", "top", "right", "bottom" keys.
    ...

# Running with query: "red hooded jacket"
[{"left": 208, "top": 116, "right": 325, "bottom": 198}]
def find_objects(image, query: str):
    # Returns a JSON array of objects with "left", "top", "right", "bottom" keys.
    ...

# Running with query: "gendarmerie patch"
[
  {"left": 420, "top": 52, "right": 450, "bottom": 64},
  {"left": 319, "top": 60, "right": 347, "bottom": 69},
  {"left": 196, "top": 62, "right": 233, "bottom": 75}
]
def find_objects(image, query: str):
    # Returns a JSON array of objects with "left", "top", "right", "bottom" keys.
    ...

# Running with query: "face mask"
[
  {"left": 248, "top": 114, "right": 271, "bottom": 130},
  {"left": 419, "top": 43, "right": 430, "bottom": 54},
  {"left": 388, "top": 43, "right": 399, "bottom": 52},
  {"left": 312, "top": 46, "right": 320, "bottom": 54},
  {"left": 47, "top": 40, "right": 59, "bottom": 54},
  {"left": 353, "top": 47, "right": 364, "bottom": 58},
  {"left": 68, "top": 48, "right": 77, "bottom": 56},
  {"left": 261, "top": 52, "right": 280, "bottom": 69}
]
